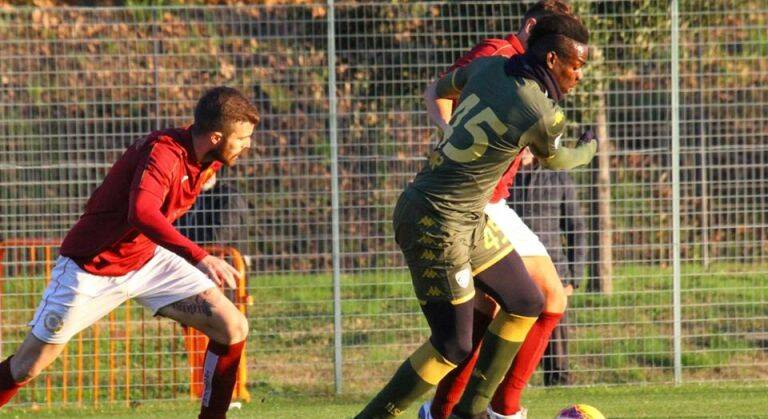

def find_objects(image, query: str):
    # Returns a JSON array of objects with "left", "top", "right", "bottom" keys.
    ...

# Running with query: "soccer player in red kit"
[
  {"left": 0, "top": 86, "right": 259, "bottom": 419},
  {"left": 420, "top": 2, "right": 581, "bottom": 418}
]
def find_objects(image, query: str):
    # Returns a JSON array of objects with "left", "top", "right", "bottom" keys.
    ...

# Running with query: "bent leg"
[
  {"left": 430, "top": 293, "right": 496, "bottom": 419},
  {"left": 432, "top": 257, "right": 567, "bottom": 417},
  {"left": 156, "top": 287, "right": 248, "bottom": 345},
  {"left": 522, "top": 255, "right": 566, "bottom": 314},
  {"left": 490, "top": 256, "right": 566, "bottom": 415},
  {"left": 359, "top": 194, "right": 478, "bottom": 418},
  {"left": 11, "top": 334, "right": 66, "bottom": 383},
  {"left": 452, "top": 251, "right": 542, "bottom": 418},
  {"left": 356, "top": 300, "right": 472, "bottom": 419},
  {"left": 156, "top": 288, "right": 248, "bottom": 419},
  {"left": 2, "top": 256, "right": 129, "bottom": 408},
  {"left": 0, "top": 334, "right": 66, "bottom": 407}
]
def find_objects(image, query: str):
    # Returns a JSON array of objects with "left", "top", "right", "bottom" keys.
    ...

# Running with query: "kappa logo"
[
  {"left": 553, "top": 110, "right": 565, "bottom": 127},
  {"left": 422, "top": 268, "right": 438, "bottom": 279},
  {"left": 428, "top": 151, "right": 444, "bottom": 169},
  {"left": 455, "top": 267, "right": 471, "bottom": 289},
  {"left": 420, "top": 249, "right": 436, "bottom": 261},
  {"left": 426, "top": 286, "right": 443, "bottom": 297},
  {"left": 418, "top": 216, "right": 436, "bottom": 227},
  {"left": 417, "top": 235, "right": 436, "bottom": 245},
  {"left": 43, "top": 312, "right": 64, "bottom": 333}
]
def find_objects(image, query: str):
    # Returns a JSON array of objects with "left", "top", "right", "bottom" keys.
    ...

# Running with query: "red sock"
[
  {"left": 198, "top": 340, "right": 245, "bottom": 419},
  {"left": 0, "top": 356, "right": 22, "bottom": 408},
  {"left": 490, "top": 311, "right": 563, "bottom": 415},
  {"left": 430, "top": 309, "right": 494, "bottom": 419}
]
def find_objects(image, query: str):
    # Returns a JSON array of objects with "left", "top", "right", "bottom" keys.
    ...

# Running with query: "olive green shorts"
[
  {"left": 393, "top": 192, "right": 513, "bottom": 305},
  {"left": 469, "top": 214, "right": 515, "bottom": 276}
]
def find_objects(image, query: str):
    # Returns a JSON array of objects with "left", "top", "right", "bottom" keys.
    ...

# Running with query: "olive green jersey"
[{"left": 407, "top": 56, "right": 595, "bottom": 228}]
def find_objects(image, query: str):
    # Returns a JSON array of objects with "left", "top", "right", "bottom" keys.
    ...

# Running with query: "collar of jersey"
[{"left": 503, "top": 54, "right": 563, "bottom": 103}]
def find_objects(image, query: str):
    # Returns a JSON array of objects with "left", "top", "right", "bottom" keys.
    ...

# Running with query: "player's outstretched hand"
[
  {"left": 195, "top": 255, "right": 241, "bottom": 289},
  {"left": 577, "top": 128, "right": 597, "bottom": 147}
]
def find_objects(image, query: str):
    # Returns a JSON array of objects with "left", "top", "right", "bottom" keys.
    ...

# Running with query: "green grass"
[
  {"left": 1, "top": 384, "right": 766, "bottom": 418},
  {"left": 2, "top": 262, "right": 767, "bottom": 401}
]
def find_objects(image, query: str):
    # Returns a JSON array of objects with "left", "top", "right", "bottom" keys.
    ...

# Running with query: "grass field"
[
  {"left": 1, "top": 262, "right": 766, "bottom": 405},
  {"left": 1, "top": 384, "right": 766, "bottom": 418}
]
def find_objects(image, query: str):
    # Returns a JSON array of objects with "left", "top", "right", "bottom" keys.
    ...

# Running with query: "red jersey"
[
  {"left": 60, "top": 128, "right": 220, "bottom": 276},
  {"left": 445, "top": 34, "right": 526, "bottom": 203}
]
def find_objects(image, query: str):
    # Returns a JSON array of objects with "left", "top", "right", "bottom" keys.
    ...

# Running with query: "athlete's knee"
[
  {"left": 432, "top": 333, "right": 473, "bottom": 365},
  {"left": 525, "top": 287, "right": 545, "bottom": 316},
  {"left": 507, "top": 285, "right": 544, "bottom": 317},
  {"left": 222, "top": 311, "right": 249, "bottom": 344},
  {"left": 441, "top": 337, "right": 473, "bottom": 366},
  {"left": 525, "top": 257, "right": 565, "bottom": 313},
  {"left": 546, "top": 281, "right": 568, "bottom": 313},
  {"left": 538, "top": 274, "right": 567, "bottom": 313}
]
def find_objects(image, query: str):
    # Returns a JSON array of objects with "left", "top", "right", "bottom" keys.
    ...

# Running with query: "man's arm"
[
  {"left": 522, "top": 103, "right": 597, "bottom": 170},
  {"left": 445, "top": 41, "right": 505, "bottom": 74},
  {"left": 129, "top": 142, "right": 241, "bottom": 288},
  {"left": 435, "top": 98, "right": 454, "bottom": 126},
  {"left": 539, "top": 140, "right": 597, "bottom": 170},
  {"left": 128, "top": 190, "right": 208, "bottom": 263},
  {"left": 424, "top": 67, "right": 469, "bottom": 132},
  {"left": 431, "top": 40, "right": 508, "bottom": 137}
]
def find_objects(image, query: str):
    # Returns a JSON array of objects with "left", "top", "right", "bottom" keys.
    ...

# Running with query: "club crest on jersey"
[
  {"left": 44, "top": 312, "right": 64, "bottom": 333},
  {"left": 455, "top": 267, "right": 471, "bottom": 289}
]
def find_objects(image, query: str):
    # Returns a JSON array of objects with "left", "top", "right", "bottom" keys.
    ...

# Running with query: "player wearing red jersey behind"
[
  {"left": 0, "top": 87, "right": 259, "bottom": 419},
  {"left": 420, "top": 2, "right": 585, "bottom": 418}
]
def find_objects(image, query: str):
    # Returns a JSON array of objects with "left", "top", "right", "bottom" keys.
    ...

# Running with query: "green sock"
[
  {"left": 356, "top": 341, "right": 455, "bottom": 419},
  {"left": 451, "top": 313, "right": 537, "bottom": 418},
  {"left": 354, "top": 360, "right": 433, "bottom": 419}
]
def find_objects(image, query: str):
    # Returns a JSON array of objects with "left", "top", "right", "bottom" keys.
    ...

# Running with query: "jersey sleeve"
[
  {"left": 128, "top": 189, "right": 209, "bottom": 263},
  {"left": 521, "top": 101, "right": 567, "bottom": 159},
  {"left": 445, "top": 40, "right": 503, "bottom": 74},
  {"left": 128, "top": 139, "right": 208, "bottom": 263},
  {"left": 131, "top": 140, "right": 179, "bottom": 200},
  {"left": 520, "top": 101, "right": 596, "bottom": 170},
  {"left": 435, "top": 65, "right": 471, "bottom": 100}
]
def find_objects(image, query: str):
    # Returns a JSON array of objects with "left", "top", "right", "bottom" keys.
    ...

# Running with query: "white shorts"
[
  {"left": 484, "top": 199, "right": 549, "bottom": 258},
  {"left": 29, "top": 246, "right": 215, "bottom": 344}
]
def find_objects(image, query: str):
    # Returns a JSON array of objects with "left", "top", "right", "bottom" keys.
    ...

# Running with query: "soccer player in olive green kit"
[{"left": 356, "top": 13, "right": 596, "bottom": 419}]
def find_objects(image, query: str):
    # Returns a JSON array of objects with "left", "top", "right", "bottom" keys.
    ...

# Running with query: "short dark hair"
[
  {"left": 527, "top": 13, "right": 589, "bottom": 64},
  {"left": 521, "top": 0, "right": 573, "bottom": 25},
  {"left": 193, "top": 86, "right": 260, "bottom": 136}
]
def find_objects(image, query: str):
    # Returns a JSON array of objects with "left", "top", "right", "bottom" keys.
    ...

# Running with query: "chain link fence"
[{"left": 0, "top": 0, "right": 766, "bottom": 405}]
